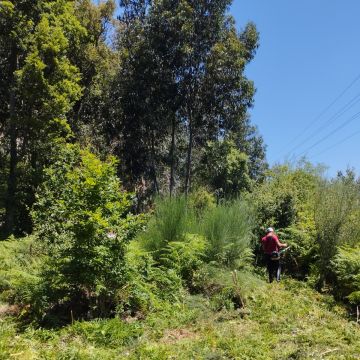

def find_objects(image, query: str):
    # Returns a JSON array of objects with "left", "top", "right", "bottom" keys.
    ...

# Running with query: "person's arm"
[{"left": 274, "top": 235, "right": 287, "bottom": 248}]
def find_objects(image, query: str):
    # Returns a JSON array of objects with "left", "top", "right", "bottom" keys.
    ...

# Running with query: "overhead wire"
[
  {"left": 311, "top": 128, "right": 360, "bottom": 159},
  {"left": 292, "top": 110, "right": 360, "bottom": 160},
  {"left": 277, "top": 72, "right": 360, "bottom": 161},
  {"left": 284, "top": 91, "right": 360, "bottom": 157}
]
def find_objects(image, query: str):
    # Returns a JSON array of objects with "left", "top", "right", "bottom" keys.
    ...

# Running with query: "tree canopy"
[{"left": 0, "top": 0, "right": 266, "bottom": 236}]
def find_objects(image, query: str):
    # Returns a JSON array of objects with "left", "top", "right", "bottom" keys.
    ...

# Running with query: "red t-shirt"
[{"left": 261, "top": 234, "right": 281, "bottom": 255}]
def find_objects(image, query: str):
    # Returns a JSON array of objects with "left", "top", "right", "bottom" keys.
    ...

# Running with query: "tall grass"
[
  {"left": 199, "top": 199, "right": 253, "bottom": 268},
  {"left": 139, "top": 196, "right": 194, "bottom": 255},
  {"left": 139, "top": 196, "right": 253, "bottom": 269}
]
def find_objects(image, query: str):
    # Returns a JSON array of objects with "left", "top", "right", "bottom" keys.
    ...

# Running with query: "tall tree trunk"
[
  {"left": 5, "top": 45, "right": 18, "bottom": 236},
  {"left": 169, "top": 117, "right": 176, "bottom": 197},
  {"left": 150, "top": 131, "right": 159, "bottom": 194},
  {"left": 185, "top": 110, "right": 193, "bottom": 196}
]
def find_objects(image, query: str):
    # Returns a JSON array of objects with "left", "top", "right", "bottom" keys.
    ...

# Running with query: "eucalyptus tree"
[
  {"left": 117, "top": 0, "right": 262, "bottom": 197},
  {"left": 114, "top": 0, "right": 264, "bottom": 197},
  {"left": 114, "top": 0, "right": 176, "bottom": 194}
]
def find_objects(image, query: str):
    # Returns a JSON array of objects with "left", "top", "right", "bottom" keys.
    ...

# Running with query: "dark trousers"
[{"left": 266, "top": 255, "right": 281, "bottom": 283}]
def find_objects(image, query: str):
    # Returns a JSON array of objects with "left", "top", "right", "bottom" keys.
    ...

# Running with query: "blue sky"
[{"left": 231, "top": 0, "right": 360, "bottom": 176}]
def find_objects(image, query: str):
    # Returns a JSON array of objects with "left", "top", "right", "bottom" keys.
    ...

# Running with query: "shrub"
[
  {"left": 249, "top": 163, "right": 320, "bottom": 233},
  {"left": 139, "top": 196, "right": 193, "bottom": 257},
  {"left": 122, "top": 240, "right": 183, "bottom": 316},
  {"left": 192, "top": 265, "right": 263, "bottom": 310},
  {"left": 314, "top": 174, "right": 360, "bottom": 285},
  {"left": 276, "top": 226, "right": 317, "bottom": 279},
  {"left": 188, "top": 187, "right": 216, "bottom": 217},
  {"left": 31, "top": 144, "right": 142, "bottom": 320},
  {"left": 332, "top": 246, "right": 360, "bottom": 305},
  {"left": 199, "top": 199, "right": 253, "bottom": 268}
]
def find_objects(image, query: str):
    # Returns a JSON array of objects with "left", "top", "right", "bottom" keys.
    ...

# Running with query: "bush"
[
  {"left": 31, "top": 144, "right": 143, "bottom": 320},
  {"left": 249, "top": 163, "right": 320, "bottom": 234},
  {"left": 332, "top": 246, "right": 360, "bottom": 305},
  {"left": 188, "top": 187, "right": 216, "bottom": 217},
  {"left": 139, "top": 196, "right": 193, "bottom": 257},
  {"left": 314, "top": 173, "right": 360, "bottom": 285},
  {"left": 276, "top": 226, "right": 317, "bottom": 279},
  {"left": 135, "top": 196, "right": 254, "bottom": 299},
  {"left": 192, "top": 265, "right": 263, "bottom": 310},
  {"left": 122, "top": 240, "right": 184, "bottom": 316},
  {"left": 200, "top": 199, "right": 253, "bottom": 268}
]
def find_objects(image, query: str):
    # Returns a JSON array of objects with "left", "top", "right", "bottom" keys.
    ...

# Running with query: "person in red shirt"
[{"left": 261, "top": 227, "right": 287, "bottom": 283}]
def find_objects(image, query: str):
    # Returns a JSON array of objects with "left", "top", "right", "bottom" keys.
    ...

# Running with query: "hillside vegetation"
[
  {"left": 0, "top": 149, "right": 359, "bottom": 359},
  {"left": 1, "top": 279, "right": 359, "bottom": 359}
]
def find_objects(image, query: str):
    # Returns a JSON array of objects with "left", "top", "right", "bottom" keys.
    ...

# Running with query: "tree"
[
  {"left": 197, "top": 140, "right": 252, "bottom": 198},
  {"left": 69, "top": 0, "right": 118, "bottom": 151},
  {"left": 0, "top": 0, "right": 84, "bottom": 237},
  {"left": 114, "top": 0, "right": 262, "bottom": 198},
  {"left": 32, "top": 144, "right": 141, "bottom": 319},
  {"left": 114, "top": 0, "right": 180, "bottom": 195}
]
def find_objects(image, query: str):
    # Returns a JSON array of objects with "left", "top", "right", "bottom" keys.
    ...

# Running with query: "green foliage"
[
  {"left": 188, "top": 187, "right": 216, "bottom": 217},
  {"left": 0, "top": 0, "right": 85, "bottom": 237},
  {"left": 139, "top": 196, "right": 193, "bottom": 256},
  {"left": 0, "top": 236, "right": 41, "bottom": 307},
  {"left": 70, "top": 0, "right": 118, "bottom": 151},
  {"left": 249, "top": 162, "right": 324, "bottom": 279},
  {"left": 314, "top": 172, "right": 360, "bottom": 285},
  {"left": 31, "top": 144, "right": 141, "bottom": 319},
  {"left": 132, "top": 195, "right": 254, "bottom": 309},
  {"left": 193, "top": 265, "right": 263, "bottom": 311},
  {"left": 251, "top": 164, "right": 360, "bottom": 302},
  {"left": 161, "top": 234, "right": 208, "bottom": 288},
  {"left": 332, "top": 246, "right": 360, "bottom": 304},
  {"left": 138, "top": 196, "right": 254, "bottom": 284},
  {"left": 123, "top": 239, "right": 184, "bottom": 316},
  {"left": 249, "top": 163, "right": 320, "bottom": 232},
  {"left": 200, "top": 199, "right": 253, "bottom": 268},
  {"left": 277, "top": 226, "right": 317, "bottom": 279},
  {"left": 198, "top": 140, "right": 252, "bottom": 198},
  {"left": 17, "top": 1, "right": 84, "bottom": 130},
  {"left": 67, "top": 318, "right": 143, "bottom": 348},
  {"left": 2, "top": 278, "right": 360, "bottom": 359}
]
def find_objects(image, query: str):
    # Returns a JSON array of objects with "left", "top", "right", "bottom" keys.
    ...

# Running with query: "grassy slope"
[{"left": 1, "top": 279, "right": 359, "bottom": 360}]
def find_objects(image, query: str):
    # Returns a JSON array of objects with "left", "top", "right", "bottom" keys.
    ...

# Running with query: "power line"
[
  {"left": 279, "top": 72, "right": 360, "bottom": 157},
  {"left": 292, "top": 110, "right": 360, "bottom": 160},
  {"left": 311, "top": 128, "right": 360, "bottom": 159},
  {"left": 284, "top": 91, "right": 360, "bottom": 157}
]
